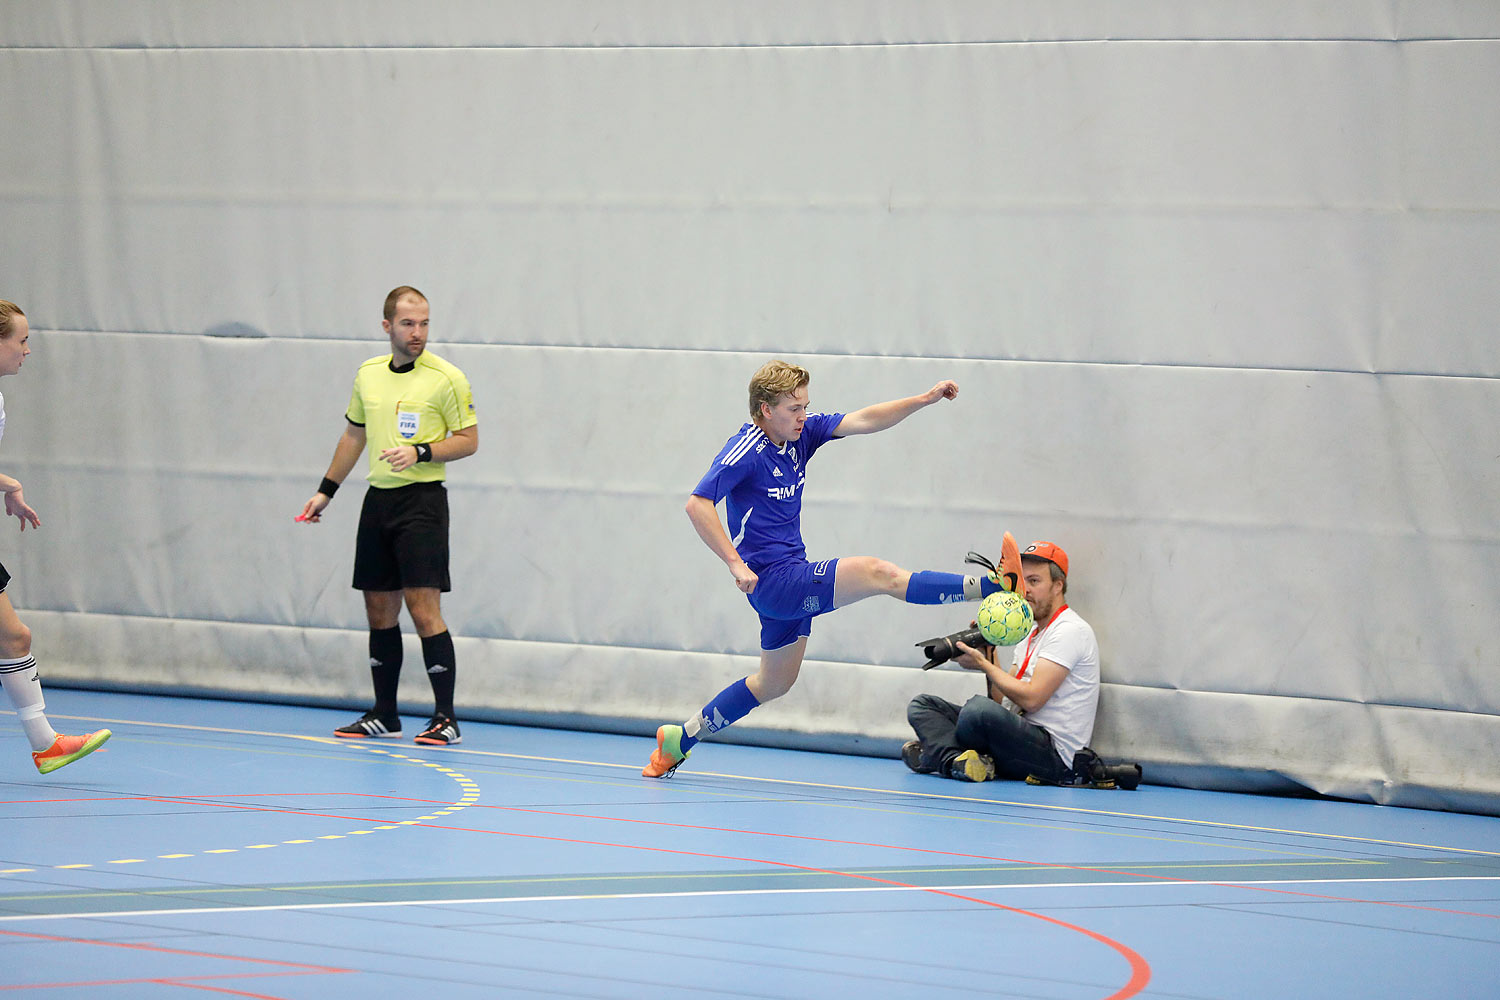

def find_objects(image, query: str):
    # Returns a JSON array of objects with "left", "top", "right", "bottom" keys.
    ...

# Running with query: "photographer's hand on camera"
[{"left": 952, "top": 639, "right": 994, "bottom": 672}]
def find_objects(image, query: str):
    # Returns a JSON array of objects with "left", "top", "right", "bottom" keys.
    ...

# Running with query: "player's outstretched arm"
[
  {"left": 298, "top": 423, "right": 367, "bottom": 523},
  {"left": 685, "top": 494, "right": 758, "bottom": 594},
  {"left": 834, "top": 380, "right": 958, "bottom": 437}
]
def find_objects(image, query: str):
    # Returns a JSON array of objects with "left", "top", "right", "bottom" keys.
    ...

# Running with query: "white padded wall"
[{"left": 2, "top": 2, "right": 1498, "bottom": 811}]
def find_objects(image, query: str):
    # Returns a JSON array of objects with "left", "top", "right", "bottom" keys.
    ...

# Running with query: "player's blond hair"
[
  {"left": 383, "top": 285, "right": 428, "bottom": 323},
  {"left": 748, "top": 360, "right": 810, "bottom": 420},
  {"left": 0, "top": 300, "right": 24, "bottom": 339}
]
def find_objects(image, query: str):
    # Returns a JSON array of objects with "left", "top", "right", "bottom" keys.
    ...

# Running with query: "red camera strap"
[{"left": 1017, "top": 604, "right": 1067, "bottom": 680}]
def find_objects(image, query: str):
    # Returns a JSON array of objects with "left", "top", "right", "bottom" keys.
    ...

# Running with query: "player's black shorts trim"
[
  {"left": 353, "top": 482, "right": 450, "bottom": 593},
  {"left": 0, "top": 559, "right": 9, "bottom": 593}
]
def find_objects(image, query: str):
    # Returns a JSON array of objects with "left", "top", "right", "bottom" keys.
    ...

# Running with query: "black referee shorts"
[
  {"left": 0, "top": 559, "right": 10, "bottom": 593},
  {"left": 352, "top": 482, "right": 451, "bottom": 593}
]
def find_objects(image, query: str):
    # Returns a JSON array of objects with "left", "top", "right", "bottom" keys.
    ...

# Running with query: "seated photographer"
[{"left": 904, "top": 542, "right": 1100, "bottom": 783}]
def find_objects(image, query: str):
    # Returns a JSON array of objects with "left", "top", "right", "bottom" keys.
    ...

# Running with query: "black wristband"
[
  {"left": 319, "top": 477, "right": 340, "bottom": 497},
  {"left": 415, "top": 443, "right": 433, "bottom": 463}
]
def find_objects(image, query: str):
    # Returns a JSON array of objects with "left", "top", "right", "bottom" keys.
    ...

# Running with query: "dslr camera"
[
  {"left": 1072, "top": 748, "right": 1142, "bottom": 790},
  {"left": 916, "top": 627, "right": 993, "bottom": 670},
  {"left": 1027, "top": 748, "right": 1142, "bottom": 790}
]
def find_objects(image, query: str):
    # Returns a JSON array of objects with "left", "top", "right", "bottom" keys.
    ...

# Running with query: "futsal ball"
[{"left": 977, "top": 591, "right": 1034, "bottom": 646}]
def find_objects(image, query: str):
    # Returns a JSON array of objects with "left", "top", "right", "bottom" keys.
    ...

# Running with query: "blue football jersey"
[{"left": 691, "top": 412, "right": 845, "bottom": 571}]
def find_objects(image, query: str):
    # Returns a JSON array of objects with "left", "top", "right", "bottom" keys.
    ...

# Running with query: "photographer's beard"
[{"left": 1026, "top": 586, "right": 1064, "bottom": 625}]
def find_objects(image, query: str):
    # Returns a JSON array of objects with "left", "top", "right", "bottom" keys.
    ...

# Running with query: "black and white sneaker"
[
  {"left": 414, "top": 715, "right": 461, "bottom": 746},
  {"left": 334, "top": 710, "right": 402, "bottom": 739}
]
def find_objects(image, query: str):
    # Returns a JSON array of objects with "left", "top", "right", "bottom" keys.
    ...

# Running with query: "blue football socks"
[
  {"left": 680, "top": 676, "right": 761, "bottom": 753},
  {"left": 904, "top": 570, "right": 1007, "bottom": 603},
  {"left": 905, "top": 570, "right": 971, "bottom": 604}
]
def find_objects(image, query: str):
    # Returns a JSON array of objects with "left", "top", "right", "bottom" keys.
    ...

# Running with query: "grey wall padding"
[{"left": 2, "top": 2, "right": 1497, "bottom": 813}]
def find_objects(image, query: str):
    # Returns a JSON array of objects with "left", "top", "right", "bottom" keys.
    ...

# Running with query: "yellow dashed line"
[{"left": 1, "top": 739, "right": 481, "bottom": 876}]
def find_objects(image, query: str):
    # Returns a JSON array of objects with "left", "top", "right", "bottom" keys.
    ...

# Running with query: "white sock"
[{"left": 0, "top": 655, "right": 58, "bottom": 752}]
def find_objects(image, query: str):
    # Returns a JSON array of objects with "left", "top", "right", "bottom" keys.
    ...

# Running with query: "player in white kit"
[{"left": 0, "top": 301, "right": 112, "bottom": 774}]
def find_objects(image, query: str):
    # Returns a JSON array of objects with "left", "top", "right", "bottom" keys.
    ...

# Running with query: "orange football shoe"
[
  {"left": 642, "top": 724, "right": 690, "bottom": 778},
  {"left": 992, "top": 531, "right": 1026, "bottom": 598},
  {"left": 33, "top": 729, "right": 112, "bottom": 774}
]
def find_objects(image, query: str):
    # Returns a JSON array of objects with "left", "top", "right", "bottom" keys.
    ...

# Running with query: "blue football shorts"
[{"left": 746, "top": 557, "right": 840, "bottom": 651}]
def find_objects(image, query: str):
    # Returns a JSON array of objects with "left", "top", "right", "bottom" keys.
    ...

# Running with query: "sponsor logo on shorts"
[
  {"left": 802, "top": 595, "right": 821, "bottom": 613},
  {"left": 812, "top": 560, "right": 831, "bottom": 576}
]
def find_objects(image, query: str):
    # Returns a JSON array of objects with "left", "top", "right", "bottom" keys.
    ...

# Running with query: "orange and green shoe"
[
  {"left": 642, "top": 724, "right": 690, "bottom": 778},
  {"left": 33, "top": 729, "right": 112, "bottom": 774},
  {"left": 992, "top": 531, "right": 1027, "bottom": 598}
]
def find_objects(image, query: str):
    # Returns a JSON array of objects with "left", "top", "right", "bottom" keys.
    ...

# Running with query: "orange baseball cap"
[{"left": 1021, "top": 541, "right": 1068, "bottom": 576}]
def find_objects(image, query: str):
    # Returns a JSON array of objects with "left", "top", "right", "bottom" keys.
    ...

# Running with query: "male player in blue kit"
[{"left": 644, "top": 359, "right": 1024, "bottom": 777}]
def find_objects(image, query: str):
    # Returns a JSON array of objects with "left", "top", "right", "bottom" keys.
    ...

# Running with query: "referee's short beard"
[{"left": 392, "top": 339, "right": 426, "bottom": 364}]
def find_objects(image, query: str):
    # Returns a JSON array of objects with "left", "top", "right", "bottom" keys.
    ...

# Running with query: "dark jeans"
[{"left": 906, "top": 693, "right": 1072, "bottom": 783}]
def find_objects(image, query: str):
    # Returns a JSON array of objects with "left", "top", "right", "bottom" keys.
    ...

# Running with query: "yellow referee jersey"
[{"left": 346, "top": 351, "right": 477, "bottom": 489}]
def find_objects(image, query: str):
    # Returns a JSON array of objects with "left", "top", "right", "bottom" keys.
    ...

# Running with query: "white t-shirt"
[
  {"left": 1007, "top": 607, "right": 1100, "bottom": 767},
  {"left": 0, "top": 390, "right": 7, "bottom": 443}
]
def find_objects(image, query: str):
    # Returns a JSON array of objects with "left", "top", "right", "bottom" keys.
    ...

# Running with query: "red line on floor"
[
  {"left": 0, "top": 927, "right": 348, "bottom": 972},
  {"left": 1, "top": 970, "right": 333, "bottom": 998},
  {"left": 103, "top": 794, "right": 1148, "bottom": 998}
]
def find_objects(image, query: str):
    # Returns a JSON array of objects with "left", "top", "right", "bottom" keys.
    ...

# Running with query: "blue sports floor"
[{"left": 1, "top": 690, "right": 1497, "bottom": 999}]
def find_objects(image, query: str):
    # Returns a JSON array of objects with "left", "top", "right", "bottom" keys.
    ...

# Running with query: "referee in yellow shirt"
[{"left": 298, "top": 286, "right": 479, "bottom": 746}]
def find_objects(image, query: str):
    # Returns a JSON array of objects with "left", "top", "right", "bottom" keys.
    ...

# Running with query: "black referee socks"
[
  {"left": 369, "top": 625, "right": 404, "bottom": 716},
  {"left": 421, "top": 630, "right": 457, "bottom": 720}
]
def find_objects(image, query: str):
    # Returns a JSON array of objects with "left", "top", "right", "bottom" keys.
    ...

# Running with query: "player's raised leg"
[
  {"left": 831, "top": 531, "right": 1025, "bottom": 610},
  {"left": 832, "top": 556, "right": 998, "bottom": 607},
  {"left": 0, "top": 593, "right": 111, "bottom": 774},
  {"left": 644, "top": 637, "right": 807, "bottom": 778}
]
